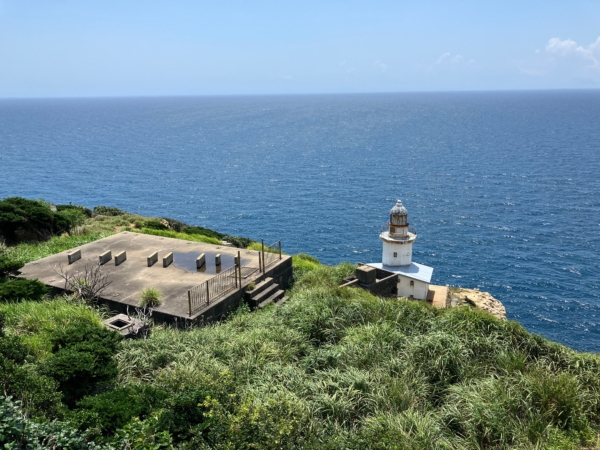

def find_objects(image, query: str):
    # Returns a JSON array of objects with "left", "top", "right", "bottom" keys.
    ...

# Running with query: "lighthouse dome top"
[{"left": 390, "top": 199, "right": 408, "bottom": 216}]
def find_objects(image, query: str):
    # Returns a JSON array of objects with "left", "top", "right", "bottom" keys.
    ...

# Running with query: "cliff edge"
[{"left": 450, "top": 287, "right": 507, "bottom": 320}]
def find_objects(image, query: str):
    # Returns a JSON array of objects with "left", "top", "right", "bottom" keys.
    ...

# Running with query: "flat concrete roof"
[
  {"left": 366, "top": 262, "right": 433, "bottom": 283},
  {"left": 18, "top": 232, "right": 270, "bottom": 318}
]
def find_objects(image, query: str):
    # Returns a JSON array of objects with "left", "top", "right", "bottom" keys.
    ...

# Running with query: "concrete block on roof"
[
  {"left": 67, "top": 249, "right": 81, "bottom": 265},
  {"left": 196, "top": 253, "right": 206, "bottom": 269},
  {"left": 147, "top": 251, "right": 158, "bottom": 267},
  {"left": 99, "top": 251, "right": 112, "bottom": 265},
  {"left": 163, "top": 252, "right": 173, "bottom": 268},
  {"left": 356, "top": 265, "right": 376, "bottom": 285},
  {"left": 115, "top": 251, "right": 127, "bottom": 266}
]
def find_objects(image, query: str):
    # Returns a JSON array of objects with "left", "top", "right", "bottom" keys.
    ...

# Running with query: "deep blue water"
[{"left": 1, "top": 91, "right": 599, "bottom": 353}]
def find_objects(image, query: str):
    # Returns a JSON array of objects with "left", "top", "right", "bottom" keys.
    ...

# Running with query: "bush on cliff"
[
  {"left": 0, "top": 197, "right": 85, "bottom": 243},
  {"left": 0, "top": 278, "right": 49, "bottom": 302},
  {"left": 42, "top": 323, "right": 122, "bottom": 407}
]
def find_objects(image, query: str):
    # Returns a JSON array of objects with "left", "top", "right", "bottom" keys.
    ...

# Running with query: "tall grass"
[
  {"left": 0, "top": 296, "right": 105, "bottom": 357},
  {"left": 113, "top": 263, "right": 600, "bottom": 449}
]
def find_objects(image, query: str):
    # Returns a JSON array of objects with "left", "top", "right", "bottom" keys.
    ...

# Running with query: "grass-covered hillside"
[{"left": 1, "top": 198, "right": 600, "bottom": 449}]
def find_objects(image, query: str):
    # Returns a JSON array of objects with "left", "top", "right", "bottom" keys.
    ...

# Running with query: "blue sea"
[{"left": 1, "top": 91, "right": 599, "bottom": 353}]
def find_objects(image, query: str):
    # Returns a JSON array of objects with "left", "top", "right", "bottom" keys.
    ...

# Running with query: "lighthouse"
[
  {"left": 380, "top": 199, "right": 416, "bottom": 266},
  {"left": 367, "top": 199, "right": 433, "bottom": 300}
]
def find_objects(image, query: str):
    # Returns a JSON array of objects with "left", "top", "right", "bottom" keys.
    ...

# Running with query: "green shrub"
[
  {"left": 0, "top": 197, "right": 55, "bottom": 242},
  {"left": 92, "top": 206, "right": 126, "bottom": 217},
  {"left": 73, "top": 385, "right": 168, "bottom": 436},
  {"left": 56, "top": 203, "right": 93, "bottom": 218},
  {"left": 140, "top": 287, "right": 162, "bottom": 307},
  {"left": 181, "top": 226, "right": 223, "bottom": 239},
  {"left": 0, "top": 254, "right": 23, "bottom": 276},
  {"left": 0, "top": 278, "right": 49, "bottom": 302},
  {"left": 161, "top": 217, "right": 188, "bottom": 232},
  {"left": 42, "top": 323, "right": 122, "bottom": 406},
  {"left": 0, "top": 197, "right": 84, "bottom": 243},
  {"left": 144, "top": 220, "right": 169, "bottom": 231},
  {"left": 223, "top": 234, "right": 253, "bottom": 248},
  {"left": 0, "top": 396, "right": 99, "bottom": 449}
]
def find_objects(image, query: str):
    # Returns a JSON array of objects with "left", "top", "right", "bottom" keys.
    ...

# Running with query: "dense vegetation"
[{"left": 0, "top": 198, "right": 599, "bottom": 449}]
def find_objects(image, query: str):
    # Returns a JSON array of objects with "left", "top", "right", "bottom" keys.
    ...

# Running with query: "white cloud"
[
  {"left": 436, "top": 52, "right": 451, "bottom": 64},
  {"left": 545, "top": 37, "right": 600, "bottom": 69},
  {"left": 436, "top": 52, "right": 467, "bottom": 65}
]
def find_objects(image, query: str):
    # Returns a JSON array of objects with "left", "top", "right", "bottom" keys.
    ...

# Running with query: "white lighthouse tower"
[
  {"left": 380, "top": 199, "right": 416, "bottom": 266},
  {"left": 367, "top": 199, "right": 434, "bottom": 300}
]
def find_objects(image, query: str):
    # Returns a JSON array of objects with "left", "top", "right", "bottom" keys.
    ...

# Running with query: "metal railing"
[
  {"left": 263, "top": 240, "right": 282, "bottom": 269},
  {"left": 188, "top": 264, "right": 239, "bottom": 315}
]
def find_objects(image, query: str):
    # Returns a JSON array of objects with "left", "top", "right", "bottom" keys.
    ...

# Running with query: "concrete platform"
[{"left": 18, "top": 232, "right": 292, "bottom": 323}]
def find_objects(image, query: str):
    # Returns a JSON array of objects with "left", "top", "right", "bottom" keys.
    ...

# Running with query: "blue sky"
[{"left": 1, "top": 0, "right": 599, "bottom": 97}]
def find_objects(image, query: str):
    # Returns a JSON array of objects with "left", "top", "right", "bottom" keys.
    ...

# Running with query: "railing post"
[
  {"left": 279, "top": 240, "right": 282, "bottom": 260},
  {"left": 188, "top": 290, "right": 192, "bottom": 316},
  {"left": 237, "top": 250, "right": 242, "bottom": 288},
  {"left": 206, "top": 282, "right": 210, "bottom": 305},
  {"left": 261, "top": 239, "right": 265, "bottom": 273}
]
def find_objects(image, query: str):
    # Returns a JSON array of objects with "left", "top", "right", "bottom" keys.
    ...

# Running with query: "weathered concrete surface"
[
  {"left": 450, "top": 287, "right": 507, "bottom": 320},
  {"left": 428, "top": 285, "right": 450, "bottom": 309},
  {"left": 18, "top": 231, "right": 284, "bottom": 323}
]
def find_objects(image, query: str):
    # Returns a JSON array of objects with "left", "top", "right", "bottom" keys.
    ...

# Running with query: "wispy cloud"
[
  {"left": 435, "top": 52, "right": 471, "bottom": 66},
  {"left": 374, "top": 60, "right": 388, "bottom": 72}
]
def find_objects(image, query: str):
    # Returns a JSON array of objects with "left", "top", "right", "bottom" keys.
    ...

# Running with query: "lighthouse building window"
[{"left": 393, "top": 252, "right": 397, "bottom": 257}]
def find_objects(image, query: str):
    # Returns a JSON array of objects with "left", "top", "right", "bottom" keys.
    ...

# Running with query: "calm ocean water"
[{"left": 1, "top": 91, "right": 599, "bottom": 352}]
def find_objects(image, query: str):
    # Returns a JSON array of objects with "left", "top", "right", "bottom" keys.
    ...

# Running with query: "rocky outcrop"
[{"left": 450, "top": 287, "right": 507, "bottom": 320}]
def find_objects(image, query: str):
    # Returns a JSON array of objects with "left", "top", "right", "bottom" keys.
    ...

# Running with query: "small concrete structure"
[
  {"left": 103, "top": 314, "right": 148, "bottom": 338},
  {"left": 147, "top": 251, "right": 158, "bottom": 267},
  {"left": 215, "top": 254, "right": 221, "bottom": 266},
  {"left": 163, "top": 252, "right": 173, "bottom": 268},
  {"left": 67, "top": 249, "right": 81, "bottom": 264},
  {"left": 341, "top": 265, "right": 398, "bottom": 298},
  {"left": 115, "top": 251, "right": 127, "bottom": 266},
  {"left": 356, "top": 265, "right": 377, "bottom": 285},
  {"left": 196, "top": 253, "right": 206, "bottom": 269},
  {"left": 99, "top": 250, "right": 112, "bottom": 265}
]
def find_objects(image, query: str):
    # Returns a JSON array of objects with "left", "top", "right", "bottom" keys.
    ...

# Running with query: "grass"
[
  {"left": 0, "top": 296, "right": 105, "bottom": 358},
  {"left": 139, "top": 287, "right": 162, "bottom": 307},
  {"left": 113, "top": 261, "right": 600, "bottom": 449},
  {"left": 3, "top": 207, "right": 600, "bottom": 448}
]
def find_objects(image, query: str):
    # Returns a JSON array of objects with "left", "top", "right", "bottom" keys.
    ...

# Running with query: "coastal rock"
[{"left": 450, "top": 287, "right": 507, "bottom": 320}]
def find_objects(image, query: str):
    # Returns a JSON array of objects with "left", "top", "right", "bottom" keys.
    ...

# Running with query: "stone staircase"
[{"left": 244, "top": 277, "right": 289, "bottom": 309}]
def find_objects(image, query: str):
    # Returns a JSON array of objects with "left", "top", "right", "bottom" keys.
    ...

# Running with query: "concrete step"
[
  {"left": 247, "top": 277, "right": 273, "bottom": 300},
  {"left": 275, "top": 295, "right": 289, "bottom": 306},
  {"left": 252, "top": 284, "right": 280, "bottom": 306},
  {"left": 257, "top": 289, "right": 285, "bottom": 309}
]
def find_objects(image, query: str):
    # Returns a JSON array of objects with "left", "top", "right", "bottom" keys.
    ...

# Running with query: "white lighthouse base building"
[{"left": 366, "top": 262, "right": 433, "bottom": 300}]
